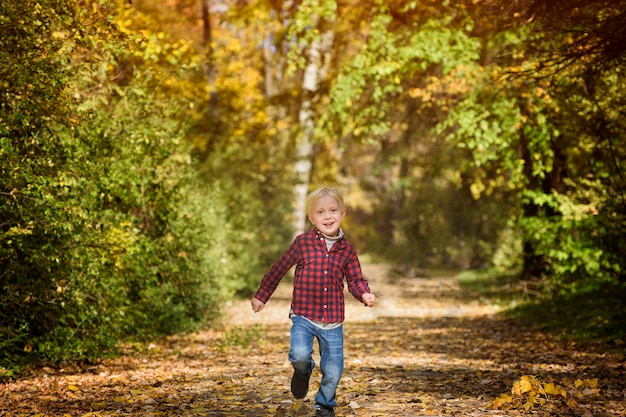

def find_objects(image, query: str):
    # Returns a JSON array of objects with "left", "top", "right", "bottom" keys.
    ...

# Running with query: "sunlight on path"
[
  {"left": 2, "top": 264, "right": 623, "bottom": 417},
  {"left": 215, "top": 263, "right": 512, "bottom": 417},
  {"left": 222, "top": 263, "right": 499, "bottom": 328}
]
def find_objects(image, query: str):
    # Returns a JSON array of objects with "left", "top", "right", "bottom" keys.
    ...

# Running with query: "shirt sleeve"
[
  {"left": 344, "top": 249, "right": 371, "bottom": 303},
  {"left": 254, "top": 238, "right": 300, "bottom": 304}
]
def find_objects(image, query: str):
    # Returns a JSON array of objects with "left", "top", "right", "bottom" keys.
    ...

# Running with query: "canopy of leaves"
[{"left": 281, "top": 0, "right": 626, "bottom": 293}]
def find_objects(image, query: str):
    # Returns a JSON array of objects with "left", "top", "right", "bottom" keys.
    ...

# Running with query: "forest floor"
[{"left": 1, "top": 263, "right": 624, "bottom": 417}]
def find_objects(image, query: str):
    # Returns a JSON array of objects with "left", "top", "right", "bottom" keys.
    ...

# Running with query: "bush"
[{"left": 0, "top": 0, "right": 235, "bottom": 372}]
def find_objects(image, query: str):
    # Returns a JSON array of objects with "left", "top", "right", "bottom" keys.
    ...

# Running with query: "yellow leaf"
[
  {"left": 492, "top": 393, "right": 512, "bottom": 409},
  {"left": 575, "top": 379, "right": 583, "bottom": 388},
  {"left": 513, "top": 376, "right": 533, "bottom": 395},
  {"left": 520, "top": 379, "right": 533, "bottom": 393},
  {"left": 527, "top": 392, "right": 540, "bottom": 406},
  {"left": 544, "top": 382, "right": 566, "bottom": 397},
  {"left": 544, "top": 382, "right": 556, "bottom": 394},
  {"left": 491, "top": 398, "right": 506, "bottom": 408},
  {"left": 583, "top": 378, "right": 598, "bottom": 388},
  {"left": 67, "top": 385, "right": 80, "bottom": 392},
  {"left": 511, "top": 381, "right": 521, "bottom": 396}
]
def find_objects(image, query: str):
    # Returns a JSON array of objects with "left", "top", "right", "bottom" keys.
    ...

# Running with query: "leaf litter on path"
[{"left": 1, "top": 264, "right": 624, "bottom": 416}]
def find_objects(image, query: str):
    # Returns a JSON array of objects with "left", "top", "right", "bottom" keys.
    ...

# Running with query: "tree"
[
  {"left": 288, "top": 0, "right": 337, "bottom": 234},
  {"left": 284, "top": 0, "right": 625, "bottom": 291},
  {"left": 306, "top": 0, "right": 508, "bottom": 268},
  {"left": 488, "top": 0, "right": 626, "bottom": 286}
]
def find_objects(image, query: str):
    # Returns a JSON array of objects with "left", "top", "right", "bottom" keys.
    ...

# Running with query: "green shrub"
[{"left": 0, "top": 0, "right": 236, "bottom": 373}]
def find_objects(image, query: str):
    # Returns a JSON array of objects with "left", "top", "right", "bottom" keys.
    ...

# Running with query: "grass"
[
  {"left": 212, "top": 324, "right": 266, "bottom": 350},
  {"left": 457, "top": 267, "right": 531, "bottom": 305},
  {"left": 506, "top": 285, "right": 626, "bottom": 347},
  {"left": 458, "top": 267, "right": 626, "bottom": 349}
]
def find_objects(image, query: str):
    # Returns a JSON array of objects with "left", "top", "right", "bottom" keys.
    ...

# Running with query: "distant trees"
[{"left": 278, "top": 0, "right": 626, "bottom": 293}]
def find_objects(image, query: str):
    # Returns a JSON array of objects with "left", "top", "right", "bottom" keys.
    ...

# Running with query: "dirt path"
[{"left": 1, "top": 264, "right": 624, "bottom": 416}]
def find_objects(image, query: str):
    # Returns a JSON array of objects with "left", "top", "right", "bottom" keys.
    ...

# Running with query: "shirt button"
[
  {"left": 324, "top": 288, "right": 328, "bottom": 291},
  {"left": 324, "top": 271, "right": 327, "bottom": 274},
  {"left": 326, "top": 254, "right": 329, "bottom": 258},
  {"left": 324, "top": 305, "right": 327, "bottom": 308}
]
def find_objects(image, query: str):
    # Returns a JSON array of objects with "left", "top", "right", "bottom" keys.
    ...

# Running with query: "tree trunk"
[
  {"left": 292, "top": 29, "right": 334, "bottom": 236},
  {"left": 518, "top": 108, "right": 551, "bottom": 281},
  {"left": 201, "top": 0, "right": 218, "bottom": 120}
]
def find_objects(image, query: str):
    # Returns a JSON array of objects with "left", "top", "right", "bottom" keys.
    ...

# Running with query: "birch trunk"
[
  {"left": 292, "top": 30, "right": 334, "bottom": 236},
  {"left": 201, "top": 0, "right": 218, "bottom": 120}
]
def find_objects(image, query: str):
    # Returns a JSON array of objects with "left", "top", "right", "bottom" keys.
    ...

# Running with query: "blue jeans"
[{"left": 288, "top": 315, "right": 344, "bottom": 408}]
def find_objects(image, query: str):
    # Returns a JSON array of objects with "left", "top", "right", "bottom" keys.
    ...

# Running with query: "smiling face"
[{"left": 307, "top": 195, "right": 346, "bottom": 237}]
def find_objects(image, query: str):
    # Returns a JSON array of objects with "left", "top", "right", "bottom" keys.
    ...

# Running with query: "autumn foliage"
[
  {"left": 1, "top": 0, "right": 625, "bottom": 382},
  {"left": 493, "top": 375, "right": 600, "bottom": 412},
  {"left": 1, "top": 266, "right": 624, "bottom": 416},
  {"left": 0, "top": 0, "right": 234, "bottom": 370}
]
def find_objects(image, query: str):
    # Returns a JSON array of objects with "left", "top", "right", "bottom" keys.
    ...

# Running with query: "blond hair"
[{"left": 305, "top": 187, "right": 345, "bottom": 216}]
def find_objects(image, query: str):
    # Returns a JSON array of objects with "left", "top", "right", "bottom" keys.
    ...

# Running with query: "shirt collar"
[{"left": 314, "top": 227, "right": 344, "bottom": 241}]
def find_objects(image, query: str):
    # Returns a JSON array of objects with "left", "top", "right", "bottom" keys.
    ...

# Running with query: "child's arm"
[
  {"left": 344, "top": 248, "right": 376, "bottom": 307},
  {"left": 251, "top": 237, "right": 300, "bottom": 313}
]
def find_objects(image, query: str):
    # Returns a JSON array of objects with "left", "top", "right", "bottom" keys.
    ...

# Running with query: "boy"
[{"left": 251, "top": 186, "right": 376, "bottom": 417}]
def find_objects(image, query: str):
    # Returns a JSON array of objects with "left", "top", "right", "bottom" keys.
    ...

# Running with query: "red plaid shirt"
[{"left": 255, "top": 228, "right": 371, "bottom": 323}]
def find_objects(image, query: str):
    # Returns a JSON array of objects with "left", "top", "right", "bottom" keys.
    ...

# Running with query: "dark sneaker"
[
  {"left": 290, "top": 370, "right": 311, "bottom": 399},
  {"left": 314, "top": 403, "right": 335, "bottom": 417}
]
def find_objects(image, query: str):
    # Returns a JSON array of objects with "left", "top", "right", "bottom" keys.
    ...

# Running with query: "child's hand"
[
  {"left": 251, "top": 297, "right": 265, "bottom": 313},
  {"left": 362, "top": 293, "right": 376, "bottom": 308}
]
